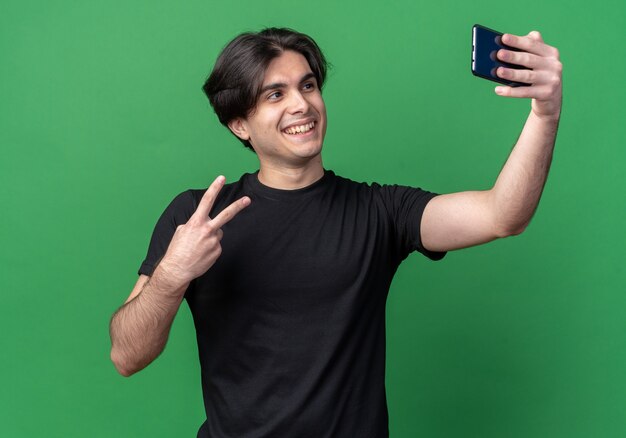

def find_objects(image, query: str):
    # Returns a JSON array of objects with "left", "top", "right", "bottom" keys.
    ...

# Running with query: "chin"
[{"left": 291, "top": 142, "right": 323, "bottom": 160}]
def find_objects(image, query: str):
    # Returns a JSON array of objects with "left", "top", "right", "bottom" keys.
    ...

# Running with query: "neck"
[{"left": 257, "top": 156, "right": 324, "bottom": 189}]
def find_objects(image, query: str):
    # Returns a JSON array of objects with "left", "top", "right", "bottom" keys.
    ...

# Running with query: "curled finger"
[
  {"left": 497, "top": 67, "right": 536, "bottom": 85},
  {"left": 497, "top": 49, "right": 547, "bottom": 70},
  {"left": 502, "top": 33, "right": 555, "bottom": 58}
]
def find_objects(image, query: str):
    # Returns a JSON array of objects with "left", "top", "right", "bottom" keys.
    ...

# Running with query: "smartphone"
[{"left": 471, "top": 24, "right": 530, "bottom": 87}]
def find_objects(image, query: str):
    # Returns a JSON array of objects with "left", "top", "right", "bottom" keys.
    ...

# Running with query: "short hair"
[{"left": 202, "top": 27, "right": 328, "bottom": 151}]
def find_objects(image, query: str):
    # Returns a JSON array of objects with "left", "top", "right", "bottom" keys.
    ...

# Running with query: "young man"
[{"left": 110, "top": 28, "right": 562, "bottom": 437}]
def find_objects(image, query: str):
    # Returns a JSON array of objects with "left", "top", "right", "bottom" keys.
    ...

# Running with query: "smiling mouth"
[{"left": 283, "top": 121, "right": 316, "bottom": 135}]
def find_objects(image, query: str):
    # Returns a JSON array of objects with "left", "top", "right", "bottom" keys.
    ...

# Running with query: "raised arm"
[
  {"left": 109, "top": 176, "right": 250, "bottom": 376},
  {"left": 421, "top": 30, "right": 562, "bottom": 252}
]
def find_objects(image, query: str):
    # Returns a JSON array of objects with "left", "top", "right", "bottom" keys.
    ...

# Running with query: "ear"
[{"left": 227, "top": 118, "right": 250, "bottom": 141}]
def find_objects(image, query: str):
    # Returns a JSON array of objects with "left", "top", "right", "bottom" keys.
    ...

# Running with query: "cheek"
[
  {"left": 261, "top": 111, "right": 284, "bottom": 135},
  {"left": 316, "top": 102, "right": 327, "bottom": 130},
  {"left": 314, "top": 96, "right": 327, "bottom": 119}
]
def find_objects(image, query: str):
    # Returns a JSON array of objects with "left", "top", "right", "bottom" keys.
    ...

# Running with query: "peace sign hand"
[
  {"left": 494, "top": 31, "right": 563, "bottom": 121},
  {"left": 158, "top": 175, "right": 251, "bottom": 289}
]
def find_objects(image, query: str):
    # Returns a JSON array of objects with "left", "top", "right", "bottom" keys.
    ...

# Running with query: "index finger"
[
  {"left": 192, "top": 175, "right": 225, "bottom": 220},
  {"left": 502, "top": 32, "right": 557, "bottom": 58},
  {"left": 209, "top": 196, "right": 251, "bottom": 228}
]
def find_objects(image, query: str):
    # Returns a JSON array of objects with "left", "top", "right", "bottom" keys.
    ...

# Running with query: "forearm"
[
  {"left": 490, "top": 110, "right": 559, "bottom": 235},
  {"left": 109, "top": 179, "right": 249, "bottom": 376},
  {"left": 110, "top": 265, "right": 188, "bottom": 377}
]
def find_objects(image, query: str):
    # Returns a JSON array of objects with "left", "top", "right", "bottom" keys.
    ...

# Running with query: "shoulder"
[
  {"left": 330, "top": 172, "right": 437, "bottom": 211},
  {"left": 330, "top": 172, "right": 417, "bottom": 198},
  {"left": 330, "top": 172, "right": 380, "bottom": 193},
  {"left": 155, "top": 190, "right": 198, "bottom": 228}
]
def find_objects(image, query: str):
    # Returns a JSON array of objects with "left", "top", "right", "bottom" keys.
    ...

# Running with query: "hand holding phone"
[
  {"left": 470, "top": 25, "right": 563, "bottom": 119},
  {"left": 471, "top": 24, "right": 529, "bottom": 87}
]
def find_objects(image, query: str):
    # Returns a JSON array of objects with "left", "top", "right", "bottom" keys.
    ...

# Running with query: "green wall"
[{"left": 1, "top": 0, "right": 624, "bottom": 436}]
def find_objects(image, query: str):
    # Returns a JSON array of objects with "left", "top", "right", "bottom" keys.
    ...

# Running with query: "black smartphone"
[{"left": 471, "top": 24, "right": 530, "bottom": 87}]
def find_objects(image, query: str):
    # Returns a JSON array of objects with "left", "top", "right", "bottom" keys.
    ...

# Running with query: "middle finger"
[
  {"left": 210, "top": 196, "right": 251, "bottom": 229},
  {"left": 497, "top": 49, "right": 546, "bottom": 70}
]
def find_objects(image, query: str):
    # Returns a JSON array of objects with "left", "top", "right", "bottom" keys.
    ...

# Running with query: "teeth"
[{"left": 284, "top": 122, "right": 315, "bottom": 135}]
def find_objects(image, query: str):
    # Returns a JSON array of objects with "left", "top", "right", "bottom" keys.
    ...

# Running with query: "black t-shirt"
[{"left": 139, "top": 170, "right": 445, "bottom": 438}]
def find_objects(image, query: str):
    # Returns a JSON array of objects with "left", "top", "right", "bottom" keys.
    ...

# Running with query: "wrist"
[
  {"left": 151, "top": 260, "right": 191, "bottom": 296},
  {"left": 531, "top": 99, "right": 561, "bottom": 124},
  {"left": 530, "top": 108, "right": 561, "bottom": 131}
]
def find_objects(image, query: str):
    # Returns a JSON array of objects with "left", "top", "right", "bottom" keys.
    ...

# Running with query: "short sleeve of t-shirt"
[
  {"left": 377, "top": 184, "right": 446, "bottom": 261},
  {"left": 138, "top": 190, "right": 198, "bottom": 276}
]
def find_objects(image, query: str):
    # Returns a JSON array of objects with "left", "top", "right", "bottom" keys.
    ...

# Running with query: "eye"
[
  {"left": 268, "top": 91, "right": 282, "bottom": 100},
  {"left": 302, "top": 82, "right": 315, "bottom": 91}
]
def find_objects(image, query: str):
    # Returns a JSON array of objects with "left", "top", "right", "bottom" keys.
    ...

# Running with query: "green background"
[{"left": 1, "top": 0, "right": 624, "bottom": 436}]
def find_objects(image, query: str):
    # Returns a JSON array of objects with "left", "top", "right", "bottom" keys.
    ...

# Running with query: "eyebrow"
[{"left": 259, "top": 72, "right": 316, "bottom": 94}]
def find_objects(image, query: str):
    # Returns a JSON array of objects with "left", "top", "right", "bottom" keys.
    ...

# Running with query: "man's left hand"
[{"left": 495, "top": 31, "right": 562, "bottom": 121}]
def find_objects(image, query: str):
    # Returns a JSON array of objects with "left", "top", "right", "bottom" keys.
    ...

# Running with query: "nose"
[{"left": 287, "top": 90, "right": 310, "bottom": 114}]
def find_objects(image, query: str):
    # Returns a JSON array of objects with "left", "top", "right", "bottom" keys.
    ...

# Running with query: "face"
[{"left": 229, "top": 50, "right": 327, "bottom": 168}]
